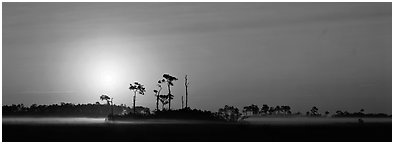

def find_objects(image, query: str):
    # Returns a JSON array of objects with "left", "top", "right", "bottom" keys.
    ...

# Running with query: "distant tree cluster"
[
  {"left": 306, "top": 106, "right": 321, "bottom": 117},
  {"left": 333, "top": 109, "right": 390, "bottom": 118},
  {"left": 238, "top": 105, "right": 391, "bottom": 118},
  {"left": 242, "top": 104, "right": 293, "bottom": 116},
  {"left": 2, "top": 103, "right": 150, "bottom": 117},
  {"left": 217, "top": 105, "right": 241, "bottom": 121}
]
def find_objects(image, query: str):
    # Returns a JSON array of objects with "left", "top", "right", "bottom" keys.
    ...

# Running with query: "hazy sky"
[{"left": 3, "top": 3, "right": 391, "bottom": 114}]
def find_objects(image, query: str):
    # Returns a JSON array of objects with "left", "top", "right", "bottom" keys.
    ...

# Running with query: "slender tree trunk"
[
  {"left": 156, "top": 89, "right": 161, "bottom": 111},
  {"left": 181, "top": 96, "right": 184, "bottom": 109},
  {"left": 111, "top": 98, "right": 114, "bottom": 116},
  {"left": 185, "top": 90, "right": 188, "bottom": 108},
  {"left": 133, "top": 91, "right": 136, "bottom": 114},
  {"left": 168, "top": 83, "right": 171, "bottom": 110},
  {"left": 107, "top": 100, "right": 111, "bottom": 116},
  {"left": 156, "top": 95, "right": 159, "bottom": 111},
  {"left": 185, "top": 75, "right": 188, "bottom": 108}
]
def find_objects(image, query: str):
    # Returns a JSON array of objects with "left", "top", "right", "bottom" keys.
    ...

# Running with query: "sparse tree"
[
  {"left": 100, "top": 94, "right": 113, "bottom": 115},
  {"left": 100, "top": 95, "right": 112, "bottom": 105},
  {"left": 129, "top": 82, "right": 146, "bottom": 114},
  {"left": 162, "top": 74, "right": 178, "bottom": 110},
  {"left": 153, "top": 80, "right": 164, "bottom": 111}
]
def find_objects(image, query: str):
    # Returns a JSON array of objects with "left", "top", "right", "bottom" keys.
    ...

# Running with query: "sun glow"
[
  {"left": 87, "top": 58, "right": 125, "bottom": 93},
  {"left": 75, "top": 36, "right": 150, "bottom": 105},
  {"left": 99, "top": 71, "right": 115, "bottom": 89}
]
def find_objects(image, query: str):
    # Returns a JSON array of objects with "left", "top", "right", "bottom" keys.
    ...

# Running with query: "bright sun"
[
  {"left": 101, "top": 72, "right": 114, "bottom": 87},
  {"left": 88, "top": 59, "right": 124, "bottom": 92},
  {"left": 97, "top": 69, "right": 119, "bottom": 92}
]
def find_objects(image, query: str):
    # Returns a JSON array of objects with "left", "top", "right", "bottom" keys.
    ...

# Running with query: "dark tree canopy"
[
  {"left": 100, "top": 95, "right": 110, "bottom": 101},
  {"left": 129, "top": 82, "right": 146, "bottom": 95},
  {"left": 163, "top": 74, "right": 178, "bottom": 86},
  {"left": 100, "top": 95, "right": 112, "bottom": 105}
]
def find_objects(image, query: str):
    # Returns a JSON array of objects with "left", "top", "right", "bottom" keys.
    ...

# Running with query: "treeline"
[
  {"left": 2, "top": 103, "right": 150, "bottom": 117},
  {"left": 242, "top": 104, "right": 293, "bottom": 116},
  {"left": 110, "top": 107, "right": 227, "bottom": 121},
  {"left": 3, "top": 102, "right": 391, "bottom": 119},
  {"left": 333, "top": 110, "right": 390, "bottom": 118},
  {"left": 239, "top": 104, "right": 391, "bottom": 118}
]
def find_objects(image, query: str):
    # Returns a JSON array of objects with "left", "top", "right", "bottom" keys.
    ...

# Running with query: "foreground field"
[{"left": 2, "top": 117, "right": 391, "bottom": 142}]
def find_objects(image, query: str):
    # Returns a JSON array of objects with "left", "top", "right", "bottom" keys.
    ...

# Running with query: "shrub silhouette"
[{"left": 218, "top": 105, "right": 241, "bottom": 121}]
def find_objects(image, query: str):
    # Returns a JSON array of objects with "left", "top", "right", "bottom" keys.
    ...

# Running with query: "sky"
[{"left": 2, "top": 2, "right": 392, "bottom": 114}]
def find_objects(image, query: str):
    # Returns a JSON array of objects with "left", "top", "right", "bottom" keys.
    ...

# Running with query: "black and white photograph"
[{"left": 2, "top": 1, "right": 392, "bottom": 142}]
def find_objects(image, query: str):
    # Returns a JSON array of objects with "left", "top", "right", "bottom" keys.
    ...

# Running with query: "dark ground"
[{"left": 2, "top": 122, "right": 391, "bottom": 142}]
